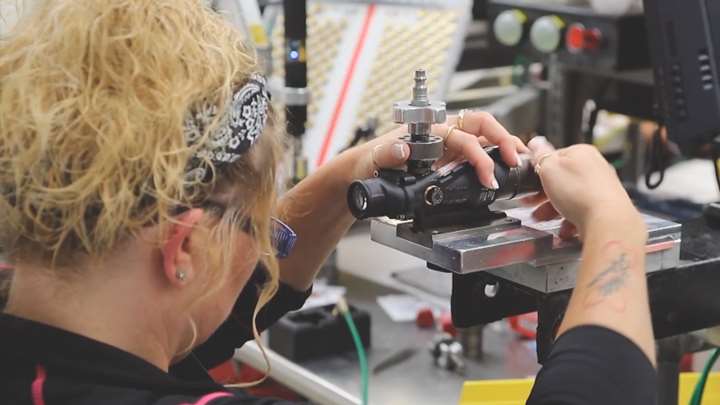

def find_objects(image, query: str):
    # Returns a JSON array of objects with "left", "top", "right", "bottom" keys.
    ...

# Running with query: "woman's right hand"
[{"left": 528, "top": 137, "right": 646, "bottom": 243}]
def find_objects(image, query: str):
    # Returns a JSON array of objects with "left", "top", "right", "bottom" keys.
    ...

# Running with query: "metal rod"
[{"left": 234, "top": 342, "right": 362, "bottom": 405}]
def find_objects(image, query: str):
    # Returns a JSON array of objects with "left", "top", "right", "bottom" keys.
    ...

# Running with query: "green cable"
[
  {"left": 337, "top": 298, "right": 369, "bottom": 405},
  {"left": 690, "top": 348, "right": 720, "bottom": 405}
]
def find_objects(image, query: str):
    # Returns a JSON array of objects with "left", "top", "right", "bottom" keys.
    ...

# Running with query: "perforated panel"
[{"left": 354, "top": 8, "right": 460, "bottom": 136}]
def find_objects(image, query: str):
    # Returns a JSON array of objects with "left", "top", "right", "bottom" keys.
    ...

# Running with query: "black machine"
[
  {"left": 488, "top": 0, "right": 650, "bottom": 70},
  {"left": 644, "top": 0, "right": 720, "bottom": 156}
]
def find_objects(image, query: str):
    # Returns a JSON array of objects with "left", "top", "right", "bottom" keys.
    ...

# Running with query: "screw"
[
  {"left": 424, "top": 185, "right": 445, "bottom": 206},
  {"left": 484, "top": 282, "right": 500, "bottom": 298}
]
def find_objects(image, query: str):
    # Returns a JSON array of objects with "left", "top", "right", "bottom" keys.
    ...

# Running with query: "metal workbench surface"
[{"left": 297, "top": 273, "right": 540, "bottom": 405}]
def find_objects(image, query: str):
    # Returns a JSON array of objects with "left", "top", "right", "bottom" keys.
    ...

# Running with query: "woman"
[{"left": 0, "top": 1, "right": 655, "bottom": 404}]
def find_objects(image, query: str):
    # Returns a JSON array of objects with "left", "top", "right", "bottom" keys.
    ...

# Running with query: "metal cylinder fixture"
[
  {"left": 458, "top": 325, "right": 485, "bottom": 360},
  {"left": 393, "top": 69, "right": 447, "bottom": 176}
]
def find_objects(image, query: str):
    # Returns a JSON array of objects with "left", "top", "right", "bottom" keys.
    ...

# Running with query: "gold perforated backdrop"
[{"left": 272, "top": 3, "right": 461, "bottom": 147}]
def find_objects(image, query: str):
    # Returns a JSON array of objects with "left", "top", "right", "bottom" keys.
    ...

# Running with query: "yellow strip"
[{"left": 459, "top": 373, "right": 720, "bottom": 405}]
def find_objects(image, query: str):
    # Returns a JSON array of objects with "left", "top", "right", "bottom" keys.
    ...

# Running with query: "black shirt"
[
  {"left": 528, "top": 325, "right": 657, "bottom": 405},
  {"left": 0, "top": 268, "right": 311, "bottom": 405},
  {"left": 0, "top": 268, "right": 656, "bottom": 405}
]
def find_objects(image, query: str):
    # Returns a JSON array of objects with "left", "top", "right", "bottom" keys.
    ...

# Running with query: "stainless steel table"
[{"left": 297, "top": 273, "right": 540, "bottom": 405}]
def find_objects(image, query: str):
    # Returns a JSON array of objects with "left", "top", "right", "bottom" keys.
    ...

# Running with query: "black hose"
[{"left": 645, "top": 126, "right": 666, "bottom": 190}]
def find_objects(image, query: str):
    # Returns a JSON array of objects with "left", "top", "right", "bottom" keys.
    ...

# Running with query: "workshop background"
[{"left": 2, "top": 0, "right": 720, "bottom": 404}]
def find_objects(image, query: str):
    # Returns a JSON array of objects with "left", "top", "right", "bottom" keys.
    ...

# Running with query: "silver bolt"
[{"left": 484, "top": 282, "right": 500, "bottom": 298}]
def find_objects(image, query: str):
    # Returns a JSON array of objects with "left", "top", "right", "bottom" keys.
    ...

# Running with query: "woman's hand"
[
  {"left": 527, "top": 137, "right": 646, "bottom": 243},
  {"left": 351, "top": 111, "right": 528, "bottom": 189}
]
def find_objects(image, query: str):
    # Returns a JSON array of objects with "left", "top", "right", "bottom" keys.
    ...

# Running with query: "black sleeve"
[
  {"left": 527, "top": 325, "right": 656, "bottom": 405},
  {"left": 175, "top": 266, "right": 312, "bottom": 372},
  {"left": 156, "top": 390, "right": 306, "bottom": 405}
]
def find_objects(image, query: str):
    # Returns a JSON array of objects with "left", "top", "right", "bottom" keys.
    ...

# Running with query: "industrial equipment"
[
  {"left": 350, "top": 67, "right": 720, "bottom": 405},
  {"left": 348, "top": 70, "right": 540, "bottom": 231},
  {"left": 644, "top": 0, "right": 720, "bottom": 156}
]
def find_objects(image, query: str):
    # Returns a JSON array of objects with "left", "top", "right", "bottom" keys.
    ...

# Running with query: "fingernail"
[
  {"left": 392, "top": 143, "right": 407, "bottom": 160},
  {"left": 516, "top": 153, "right": 523, "bottom": 167},
  {"left": 491, "top": 176, "right": 500, "bottom": 190}
]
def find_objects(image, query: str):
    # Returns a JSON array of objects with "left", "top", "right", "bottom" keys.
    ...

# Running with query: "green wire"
[
  {"left": 341, "top": 309, "right": 369, "bottom": 405},
  {"left": 690, "top": 348, "right": 720, "bottom": 405}
]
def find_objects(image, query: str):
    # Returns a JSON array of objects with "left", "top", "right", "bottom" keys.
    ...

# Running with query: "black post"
[{"left": 283, "top": 0, "right": 308, "bottom": 140}]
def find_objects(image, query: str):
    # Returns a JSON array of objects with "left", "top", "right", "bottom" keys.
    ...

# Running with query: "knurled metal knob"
[{"left": 393, "top": 70, "right": 447, "bottom": 125}]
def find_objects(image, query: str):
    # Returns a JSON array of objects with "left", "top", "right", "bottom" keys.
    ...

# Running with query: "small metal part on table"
[
  {"left": 372, "top": 347, "right": 418, "bottom": 375},
  {"left": 430, "top": 334, "right": 466, "bottom": 375}
]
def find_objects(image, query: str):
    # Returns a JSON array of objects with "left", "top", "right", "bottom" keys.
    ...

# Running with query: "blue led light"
[{"left": 289, "top": 50, "right": 300, "bottom": 60}]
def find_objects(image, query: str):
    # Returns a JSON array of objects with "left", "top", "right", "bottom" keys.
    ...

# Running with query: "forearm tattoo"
[
  {"left": 583, "top": 242, "right": 636, "bottom": 311},
  {"left": 587, "top": 253, "right": 629, "bottom": 297}
]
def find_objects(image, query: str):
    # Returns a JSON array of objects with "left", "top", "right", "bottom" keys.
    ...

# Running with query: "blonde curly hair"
[{"left": 0, "top": 0, "right": 284, "bottom": 337}]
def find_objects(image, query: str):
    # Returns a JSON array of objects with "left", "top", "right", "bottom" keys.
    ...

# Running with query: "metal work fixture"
[{"left": 392, "top": 69, "right": 447, "bottom": 176}]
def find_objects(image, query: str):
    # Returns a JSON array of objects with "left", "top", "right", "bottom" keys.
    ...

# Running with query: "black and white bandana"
[{"left": 184, "top": 73, "right": 271, "bottom": 182}]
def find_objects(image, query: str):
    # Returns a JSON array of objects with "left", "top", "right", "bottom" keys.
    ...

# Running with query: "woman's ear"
[{"left": 161, "top": 209, "right": 204, "bottom": 286}]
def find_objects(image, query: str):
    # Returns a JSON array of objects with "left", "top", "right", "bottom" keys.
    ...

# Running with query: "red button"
[
  {"left": 566, "top": 23, "right": 586, "bottom": 53},
  {"left": 585, "top": 28, "right": 603, "bottom": 51},
  {"left": 416, "top": 308, "right": 435, "bottom": 328},
  {"left": 566, "top": 23, "right": 603, "bottom": 53}
]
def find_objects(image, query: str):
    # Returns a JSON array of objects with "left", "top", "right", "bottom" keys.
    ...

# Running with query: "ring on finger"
[
  {"left": 444, "top": 125, "right": 459, "bottom": 151},
  {"left": 534, "top": 152, "right": 554, "bottom": 175},
  {"left": 457, "top": 109, "right": 469, "bottom": 131}
]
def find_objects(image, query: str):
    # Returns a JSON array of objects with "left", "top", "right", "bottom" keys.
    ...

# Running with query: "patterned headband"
[{"left": 184, "top": 73, "right": 271, "bottom": 182}]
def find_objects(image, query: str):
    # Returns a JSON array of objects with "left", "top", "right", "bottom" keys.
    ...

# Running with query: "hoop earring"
[{"left": 177, "top": 316, "right": 198, "bottom": 358}]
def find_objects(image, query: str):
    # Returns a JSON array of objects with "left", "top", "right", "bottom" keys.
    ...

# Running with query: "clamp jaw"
[{"left": 393, "top": 70, "right": 447, "bottom": 176}]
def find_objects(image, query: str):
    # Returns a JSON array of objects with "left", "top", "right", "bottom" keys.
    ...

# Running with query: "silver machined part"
[
  {"left": 411, "top": 70, "right": 430, "bottom": 106},
  {"left": 393, "top": 69, "right": 447, "bottom": 126},
  {"left": 401, "top": 135, "right": 444, "bottom": 161},
  {"left": 395, "top": 69, "right": 447, "bottom": 175},
  {"left": 370, "top": 210, "right": 682, "bottom": 293},
  {"left": 484, "top": 283, "right": 500, "bottom": 298},
  {"left": 409, "top": 122, "right": 432, "bottom": 139},
  {"left": 393, "top": 101, "right": 447, "bottom": 125}
]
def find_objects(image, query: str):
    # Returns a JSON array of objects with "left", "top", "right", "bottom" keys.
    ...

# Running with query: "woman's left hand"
[{"left": 352, "top": 111, "right": 529, "bottom": 189}]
